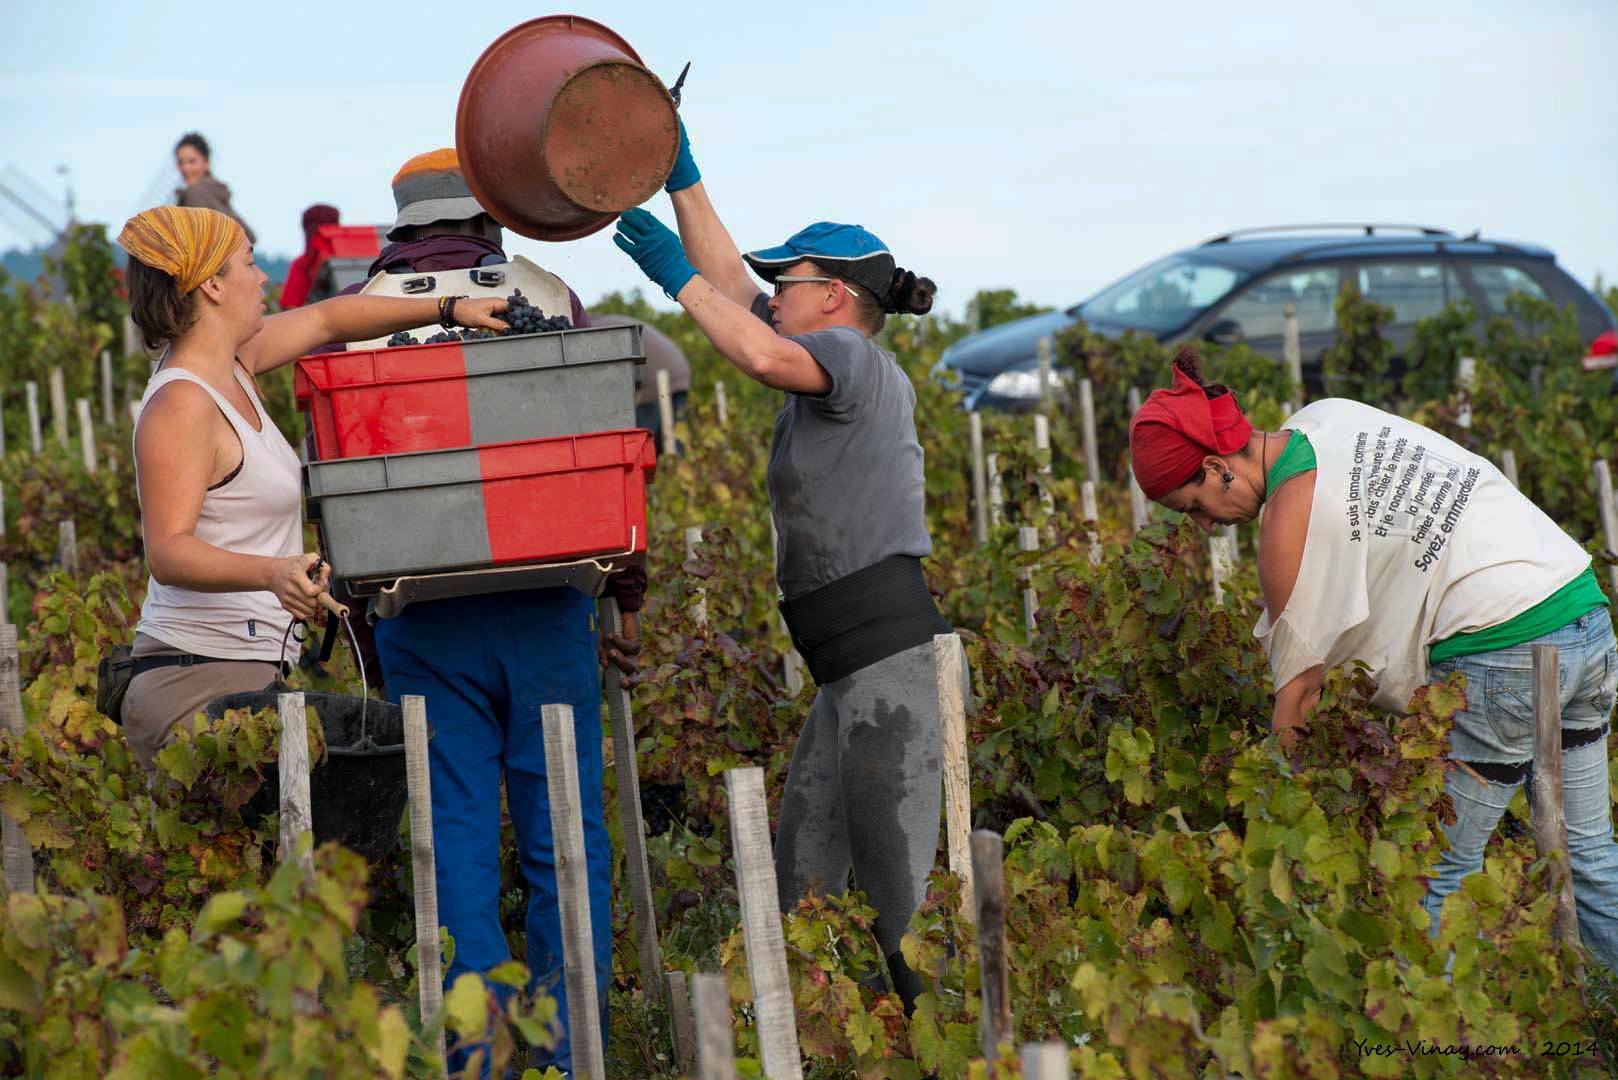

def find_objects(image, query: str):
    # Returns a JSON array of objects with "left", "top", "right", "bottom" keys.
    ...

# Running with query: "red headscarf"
[
  {"left": 279, "top": 204, "right": 341, "bottom": 309},
  {"left": 1129, "top": 360, "right": 1253, "bottom": 499}
]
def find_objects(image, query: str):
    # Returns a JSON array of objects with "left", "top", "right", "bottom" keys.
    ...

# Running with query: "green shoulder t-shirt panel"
[{"left": 1265, "top": 430, "right": 1316, "bottom": 495}]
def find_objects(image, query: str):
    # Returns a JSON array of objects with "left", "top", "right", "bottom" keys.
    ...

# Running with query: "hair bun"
[
  {"left": 1172, "top": 344, "right": 1208, "bottom": 385},
  {"left": 885, "top": 268, "right": 936, "bottom": 315}
]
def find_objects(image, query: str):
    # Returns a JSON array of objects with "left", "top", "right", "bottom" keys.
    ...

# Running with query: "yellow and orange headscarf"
[{"left": 117, "top": 206, "right": 245, "bottom": 293}]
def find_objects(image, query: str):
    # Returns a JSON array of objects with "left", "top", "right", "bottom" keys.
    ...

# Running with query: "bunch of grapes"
[
  {"left": 502, "top": 289, "right": 573, "bottom": 335},
  {"left": 386, "top": 331, "right": 419, "bottom": 347}
]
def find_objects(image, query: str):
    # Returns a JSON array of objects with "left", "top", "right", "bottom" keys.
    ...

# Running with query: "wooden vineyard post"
[
  {"left": 1501, "top": 449, "right": 1519, "bottom": 488},
  {"left": 1127, "top": 388, "right": 1149, "bottom": 532},
  {"left": 1019, "top": 526, "right": 1039, "bottom": 637},
  {"left": 970, "top": 412, "right": 989, "bottom": 545},
  {"left": 1593, "top": 461, "right": 1618, "bottom": 596},
  {"left": 277, "top": 692, "right": 314, "bottom": 878},
  {"left": 543, "top": 704, "right": 606, "bottom": 1080},
  {"left": 1021, "top": 1042, "right": 1070, "bottom": 1079},
  {"left": 123, "top": 313, "right": 139, "bottom": 357},
  {"left": 665, "top": 971, "right": 696, "bottom": 1068},
  {"left": 972, "top": 830, "right": 1013, "bottom": 1062},
  {"left": 1282, "top": 303, "right": 1303, "bottom": 402},
  {"left": 1077, "top": 377, "right": 1100, "bottom": 486},
  {"left": 986, "top": 453, "right": 1005, "bottom": 529},
  {"left": 1081, "top": 481, "right": 1101, "bottom": 566},
  {"left": 691, "top": 971, "right": 738, "bottom": 1080},
  {"left": 100, "top": 351, "right": 115, "bottom": 426},
  {"left": 1, "top": 625, "right": 33, "bottom": 895},
  {"left": 402, "top": 695, "right": 447, "bottom": 1066},
  {"left": 1223, "top": 522, "right": 1239, "bottom": 559},
  {"left": 1531, "top": 645, "right": 1581, "bottom": 956},
  {"left": 1032, "top": 414, "right": 1055, "bottom": 538},
  {"left": 1455, "top": 356, "right": 1477, "bottom": 430},
  {"left": 657, "top": 369, "right": 677, "bottom": 458},
  {"left": 685, "top": 526, "right": 708, "bottom": 629},
  {"left": 1210, "top": 529, "right": 1233, "bottom": 606},
  {"left": 715, "top": 379, "right": 729, "bottom": 428},
  {"left": 76, "top": 399, "right": 96, "bottom": 474},
  {"left": 934, "top": 632, "right": 974, "bottom": 919},
  {"left": 48, "top": 367, "right": 68, "bottom": 447},
  {"left": 1036, "top": 336, "right": 1054, "bottom": 408},
  {"left": 128, "top": 401, "right": 140, "bottom": 427},
  {"left": 57, "top": 520, "right": 78, "bottom": 575},
  {"left": 724, "top": 767, "right": 804, "bottom": 1079},
  {"left": 25, "top": 382, "right": 41, "bottom": 454},
  {"left": 597, "top": 596, "right": 665, "bottom": 1011}
]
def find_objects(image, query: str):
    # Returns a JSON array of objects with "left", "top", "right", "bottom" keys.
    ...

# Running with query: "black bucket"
[{"left": 204, "top": 691, "right": 412, "bottom": 862}]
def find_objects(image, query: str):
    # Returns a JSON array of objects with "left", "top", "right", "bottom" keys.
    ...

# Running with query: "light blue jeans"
[{"left": 1423, "top": 607, "right": 1618, "bottom": 971}]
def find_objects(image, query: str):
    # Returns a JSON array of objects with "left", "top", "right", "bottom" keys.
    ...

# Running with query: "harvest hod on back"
[
  {"left": 1129, "top": 347, "right": 1618, "bottom": 969},
  {"left": 613, "top": 115, "right": 956, "bottom": 1014}
]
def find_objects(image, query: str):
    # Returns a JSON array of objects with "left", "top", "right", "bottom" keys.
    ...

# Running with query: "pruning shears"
[{"left": 669, "top": 61, "right": 691, "bottom": 108}]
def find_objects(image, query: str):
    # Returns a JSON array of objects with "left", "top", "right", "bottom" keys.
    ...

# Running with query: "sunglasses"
[{"left": 773, "top": 275, "right": 861, "bottom": 299}]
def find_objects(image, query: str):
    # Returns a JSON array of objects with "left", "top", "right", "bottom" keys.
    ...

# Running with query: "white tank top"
[
  {"left": 1254, "top": 398, "right": 1590, "bottom": 713},
  {"left": 133, "top": 365, "right": 305, "bottom": 663}
]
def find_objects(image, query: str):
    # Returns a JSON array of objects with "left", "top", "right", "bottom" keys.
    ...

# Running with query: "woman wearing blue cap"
[{"left": 615, "top": 122, "right": 945, "bottom": 1012}]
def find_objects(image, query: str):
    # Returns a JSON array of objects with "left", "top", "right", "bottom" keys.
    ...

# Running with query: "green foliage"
[
  {"left": 1403, "top": 298, "right": 1480, "bottom": 403},
  {"left": 964, "top": 289, "right": 1052, "bottom": 333},
  {"left": 1322, "top": 279, "right": 1395, "bottom": 405}
]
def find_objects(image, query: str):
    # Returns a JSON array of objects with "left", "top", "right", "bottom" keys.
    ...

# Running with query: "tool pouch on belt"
[
  {"left": 95, "top": 643, "right": 136, "bottom": 723},
  {"left": 778, "top": 555, "right": 951, "bottom": 686}
]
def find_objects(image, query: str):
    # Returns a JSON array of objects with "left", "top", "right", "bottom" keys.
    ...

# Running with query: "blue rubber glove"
[
  {"left": 665, "top": 118, "right": 701, "bottom": 194},
  {"left": 614, "top": 208, "right": 698, "bottom": 300}
]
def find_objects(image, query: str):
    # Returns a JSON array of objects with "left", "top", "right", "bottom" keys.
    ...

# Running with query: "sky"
[{"left": 3, "top": 1, "right": 1615, "bottom": 317}]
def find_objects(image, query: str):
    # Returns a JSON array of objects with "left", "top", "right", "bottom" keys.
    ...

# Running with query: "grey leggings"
[{"left": 773, "top": 638, "right": 952, "bottom": 956}]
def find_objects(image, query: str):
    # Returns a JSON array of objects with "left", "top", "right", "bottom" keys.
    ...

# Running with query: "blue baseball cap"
[{"left": 743, "top": 221, "right": 897, "bottom": 302}]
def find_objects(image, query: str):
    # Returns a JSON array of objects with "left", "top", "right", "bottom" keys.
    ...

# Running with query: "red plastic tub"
[
  {"left": 294, "top": 323, "right": 643, "bottom": 460},
  {"left": 306, "top": 428, "right": 656, "bottom": 593}
]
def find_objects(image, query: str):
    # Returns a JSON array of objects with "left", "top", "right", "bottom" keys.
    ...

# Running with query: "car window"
[
  {"left": 1469, "top": 262, "right": 1550, "bottom": 314},
  {"left": 1351, "top": 262, "right": 1457, "bottom": 325},
  {"left": 1080, "top": 255, "right": 1248, "bottom": 334},
  {"left": 1218, "top": 267, "right": 1340, "bottom": 338}
]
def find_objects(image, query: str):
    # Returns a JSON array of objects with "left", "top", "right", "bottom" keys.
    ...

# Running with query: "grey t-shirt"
[{"left": 751, "top": 294, "right": 932, "bottom": 599}]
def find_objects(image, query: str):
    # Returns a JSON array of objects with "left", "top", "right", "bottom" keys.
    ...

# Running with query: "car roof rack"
[{"left": 1202, "top": 223, "right": 1457, "bottom": 245}]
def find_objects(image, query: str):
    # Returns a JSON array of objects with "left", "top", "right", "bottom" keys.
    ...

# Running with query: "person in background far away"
[
  {"left": 174, "top": 132, "right": 256, "bottom": 245},
  {"left": 1130, "top": 346, "right": 1618, "bottom": 972},
  {"left": 588, "top": 312, "right": 691, "bottom": 452},
  {"left": 277, "top": 204, "right": 340, "bottom": 309}
]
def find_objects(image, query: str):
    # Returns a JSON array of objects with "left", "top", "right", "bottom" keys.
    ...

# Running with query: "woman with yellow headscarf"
[{"left": 115, "top": 205, "right": 509, "bottom": 768}]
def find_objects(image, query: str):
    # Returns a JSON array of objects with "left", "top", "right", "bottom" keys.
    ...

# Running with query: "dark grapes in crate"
[{"left": 381, "top": 288, "right": 573, "bottom": 348}]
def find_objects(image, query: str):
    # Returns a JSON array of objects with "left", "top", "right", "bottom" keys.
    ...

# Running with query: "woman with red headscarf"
[
  {"left": 277, "top": 203, "right": 340, "bottom": 309},
  {"left": 1130, "top": 345, "right": 1618, "bottom": 969}
]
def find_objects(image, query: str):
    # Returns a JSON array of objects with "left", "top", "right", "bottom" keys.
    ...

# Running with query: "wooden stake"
[
  {"left": 1223, "top": 522, "right": 1239, "bottom": 560},
  {"left": 685, "top": 526, "right": 708, "bottom": 629},
  {"left": 122, "top": 313, "right": 139, "bottom": 357},
  {"left": 1531, "top": 644, "right": 1581, "bottom": 956},
  {"left": 1282, "top": 303, "right": 1303, "bottom": 398},
  {"left": 1456, "top": 356, "right": 1477, "bottom": 430},
  {"left": 666, "top": 971, "right": 696, "bottom": 1069},
  {"left": 970, "top": 412, "right": 988, "bottom": 545},
  {"left": 1019, "top": 526, "right": 1039, "bottom": 637},
  {"left": 656, "top": 369, "right": 677, "bottom": 458},
  {"left": 1210, "top": 531, "right": 1231, "bottom": 606},
  {"left": 25, "top": 382, "right": 41, "bottom": 454},
  {"left": 1032, "top": 414, "right": 1055, "bottom": 533},
  {"left": 724, "top": 767, "right": 803, "bottom": 1079},
  {"left": 1036, "top": 336, "right": 1054, "bottom": 408},
  {"left": 75, "top": 399, "right": 96, "bottom": 474},
  {"left": 1501, "top": 448, "right": 1519, "bottom": 488},
  {"left": 934, "top": 633, "right": 974, "bottom": 919},
  {"left": 277, "top": 692, "right": 314, "bottom": 877},
  {"left": 128, "top": 400, "right": 140, "bottom": 427},
  {"left": 691, "top": 971, "right": 737, "bottom": 1080},
  {"left": 1021, "top": 1042, "right": 1070, "bottom": 1079},
  {"left": 48, "top": 367, "right": 68, "bottom": 447},
  {"left": 1127, "top": 388, "right": 1149, "bottom": 532},
  {"left": 1593, "top": 461, "right": 1618, "bottom": 596},
  {"left": 986, "top": 453, "right": 1004, "bottom": 529},
  {"left": 972, "top": 830, "right": 1013, "bottom": 1062},
  {"left": 1, "top": 624, "right": 33, "bottom": 895},
  {"left": 402, "top": 695, "right": 446, "bottom": 1065},
  {"left": 715, "top": 380, "right": 729, "bottom": 427},
  {"left": 598, "top": 596, "right": 664, "bottom": 1008},
  {"left": 100, "top": 351, "right": 115, "bottom": 426},
  {"left": 57, "top": 520, "right": 78, "bottom": 575},
  {"left": 1081, "top": 481, "right": 1101, "bottom": 566},
  {"left": 1077, "top": 378, "right": 1099, "bottom": 486},
  {"left": 542, "top": 704, "right": 606, "bottom": 1080}
]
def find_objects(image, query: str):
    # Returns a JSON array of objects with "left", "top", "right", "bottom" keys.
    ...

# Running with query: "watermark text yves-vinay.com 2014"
[{"left": 1352, "top": 1038, "right": 1601, "bottom": 1062}]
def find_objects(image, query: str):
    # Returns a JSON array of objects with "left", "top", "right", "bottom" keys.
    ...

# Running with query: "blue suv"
[{"left": 935, "top": 224, "right": 1618, "bottom": 409}]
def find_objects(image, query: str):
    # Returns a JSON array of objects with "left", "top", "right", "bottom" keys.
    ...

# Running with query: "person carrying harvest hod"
[
  {"left": 613, "top": 110, "right": 954, "bottom": 1013},
  {"left": 1130, "top": 347, "right": 1618, "bottom": 971}
]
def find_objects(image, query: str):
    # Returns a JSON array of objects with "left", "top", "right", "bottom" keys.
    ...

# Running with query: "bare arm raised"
[{"left": 238, "top": 294, "right": 510, "bottom": 377}]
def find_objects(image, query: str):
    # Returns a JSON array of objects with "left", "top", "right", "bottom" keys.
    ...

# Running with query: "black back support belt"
[
  {"left": 1461, "top": 722, "right": 1610, "bottom": 784},
  {"left": 778, "top": 555, "right": 951, "bottom": 686}
]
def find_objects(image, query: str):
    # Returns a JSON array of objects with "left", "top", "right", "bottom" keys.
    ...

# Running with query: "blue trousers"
[{"left": 375, "top": 589, "right": 612, "bottom": 1075}]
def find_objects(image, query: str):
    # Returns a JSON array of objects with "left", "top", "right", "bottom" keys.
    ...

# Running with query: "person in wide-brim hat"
[{"left": 613, "top": 107, "right": 951, "bottom": 1018}]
